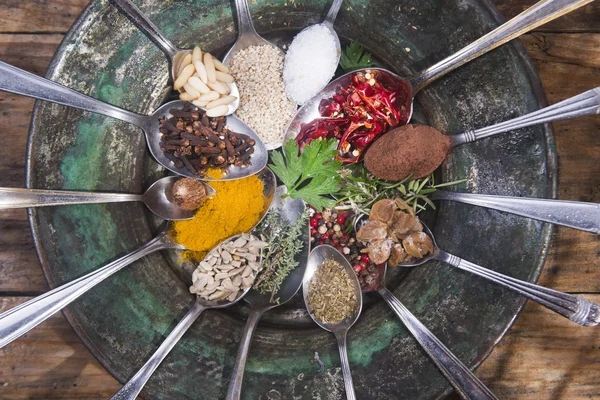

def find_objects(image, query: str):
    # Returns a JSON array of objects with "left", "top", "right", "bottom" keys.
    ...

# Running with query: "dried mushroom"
[{"left": 356, "top": 198, "right": 433, "bottom": 266}]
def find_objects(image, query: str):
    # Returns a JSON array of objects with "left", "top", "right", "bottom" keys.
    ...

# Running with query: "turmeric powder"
[{"left": 172, "top": 173, "right": 265, "bottom": 258}]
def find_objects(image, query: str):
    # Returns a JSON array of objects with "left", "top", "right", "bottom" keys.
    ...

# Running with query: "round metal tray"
[{"left": 26, "top": 0, "right": 556, "bottom": 398}]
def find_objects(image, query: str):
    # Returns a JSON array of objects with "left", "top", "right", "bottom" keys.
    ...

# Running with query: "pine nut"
[
  {"left": 175, "top": 53, "right": 192, "bottom": 79},
  {"left": 204, "top": 53, "right": 217, "bottom": 83},
  {"left": 213, "top": 58, "right": 230, "bottom": 73},
  {"left": 206, "top": 95, "right": 236, "bottom": 109},
  {"left": 192, "top": 99, "right": 209, "bottom": 108},
  {"left": 188, "top": 76, "right": 210, "bottom": 94},
  {"left": 192, "top": 46, "right": 202, "bottom": 62},
  {"left": 194, "top": 60, "right": 208, "bottom": 84},
  {"left": 174, "top": 64, "right": 195, "bottom": 90},
  {"left": 179, "top": 92, "right": 195, "bottom": 101},
  {"left": 183, "top": 82, "right": 200, "bottom": 98},
  {"left": 215, "top": 71, "right": 234, "bottom": 83},
  {"left": 197, "top": 91, "right": 220, "bottom": 102},
  {"left": 207, "top": 81, "right": 230, "bottom": 95},
  {"left": 206, "top": 105, "right": 229, "bottom": 117}
]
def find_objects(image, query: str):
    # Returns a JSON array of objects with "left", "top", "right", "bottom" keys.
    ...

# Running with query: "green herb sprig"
[
  {"left": 269, "top": 139, "right": 342, "bottom": 211},
  {"left": 253, "top": 210, "right": 309, "bottom": 303},
  {"left": 334, "top": 164, "right": 467, "bottom": 216},
  {"left": 339, "top": 41, "right": 373, "bottom": 72}
]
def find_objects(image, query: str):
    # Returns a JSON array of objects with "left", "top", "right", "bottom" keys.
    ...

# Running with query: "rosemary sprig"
[
  {"left": 253, "top": 209, "right": 309, "bottom": 303},
  {"left": 334, "top": 165, "right": 467, "bottom": 217}
]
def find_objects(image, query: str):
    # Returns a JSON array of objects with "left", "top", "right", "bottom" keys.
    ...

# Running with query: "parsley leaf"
[
  {"left": 269, "top": 139, "right": 342, "bottom": 211},
  {"left": 339, "top": 41, "right": 373, "bottom": 72}
]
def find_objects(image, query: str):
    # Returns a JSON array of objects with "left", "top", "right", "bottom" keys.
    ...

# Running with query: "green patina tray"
[{"left": 26, "top": 0, "right": 556, "bottom": 398}]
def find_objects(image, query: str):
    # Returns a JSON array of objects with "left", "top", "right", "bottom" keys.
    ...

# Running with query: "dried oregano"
[{"left": 307, "top": 259, "right": 358, "bottom": 324}]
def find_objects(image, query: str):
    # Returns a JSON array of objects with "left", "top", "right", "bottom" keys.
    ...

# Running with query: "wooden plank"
[
  {"left": 496, "top": 0, "right": 600, "bottom": 32},
  {"left": 0, "top": 0, "right": 89, "bottom": 34},
  {"left": 473, "top": 294, "right": 600, "bottom": 399},
  {"left": 0, "top": 34, "right": 64, "bottom": 75},
  {"left": 0, "top": 297, "right": 121, "bottom": 399}
]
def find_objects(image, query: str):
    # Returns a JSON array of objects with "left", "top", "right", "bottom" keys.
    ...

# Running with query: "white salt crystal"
[{"left": 283, "top": 24, "right": 338, "bottom": 105}]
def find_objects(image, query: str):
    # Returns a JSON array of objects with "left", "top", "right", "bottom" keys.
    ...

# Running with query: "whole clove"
[{"left": 158, "top": 103, "right": 255, "bottom": 177}]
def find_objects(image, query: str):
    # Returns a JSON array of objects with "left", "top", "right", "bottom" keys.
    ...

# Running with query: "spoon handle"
[
  {"left": 0, "top": 61, "right": 146, "bottom": 128},
  {"left": 334, "top": 330, "right": 357, "bottom": 400},
  {"left": 377, "top": 286, "right": 498, "bottom": 400},
  {"left": 0, "top": 231, "right": 176, "bottom": 349},
  {"left": 439, "top": 251, "right": 600, "bottom": 327},
  {"left": 451, "top": 87, "right": 600, "bottom": 146},
  {"left": 0, "top": 187, "right": 141, "bottom": 209},
  {"left": 111, "top": 302, "right": 206, "bottom": 400},
  {"left": 323, "top": 0, "right": 344, "bottom": 27},
  {"left": 432, "top": 191, "right": 600, "bottom": 234},
  {"left": 109, "top": 0, "right": 179, "bottom": 60},
  {"left": 232, "top": 0, "right": 259, "bottom": 37},
  {"left": 410, "top": 0, "right": 594, "bottom": 94},
  {"left": 225, "top": 307, "right": 265, "bottom": 400}
]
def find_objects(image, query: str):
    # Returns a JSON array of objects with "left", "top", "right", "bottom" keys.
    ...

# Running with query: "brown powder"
[{"left": 364, "top": 124, "right": 451, "bottom": 181}]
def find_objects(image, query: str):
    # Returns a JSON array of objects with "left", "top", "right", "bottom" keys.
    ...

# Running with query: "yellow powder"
[{"left": 172, "top": 174, "right": 265, "bottom": 258}]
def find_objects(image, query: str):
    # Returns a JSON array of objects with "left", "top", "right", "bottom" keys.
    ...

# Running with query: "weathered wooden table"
[{"left": 0, "top": 1, "right": 598, "bottom": 399}]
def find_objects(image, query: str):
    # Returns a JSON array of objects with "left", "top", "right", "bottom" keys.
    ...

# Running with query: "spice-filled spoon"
[
  {"left": 284, "top": 0, "right": 594, "bottom": 143},
  {"left": 0, "top": 168, "right": 276, "bottom": 350},
  {"left": 0, "top": 177, "right": 215, "bottom": 221},
  {"left": 225, "top": 187, "right": 308, "bottom": 400},
  {"left": 303, "top": 245, "right": 363, "bottom": 400},
  {"left": 0, "top": 61, "right": 266, "bottom": 180},
  {"left": 364, "top": 86, "right": 600, "bottom": 181},
  {"left": 109, "top": 0, "right": 240, "bottom": 116},
  {"left": 360, "top": 262, "right": 497, "bottom": 400},
  {"left": 397, "top": 223, "right": 600, "bottom": 326},
  {"left": 283, "top": 0, "right": 343, "bottom": 104},
  {"left": 111, "top": 233, "right": 265, "bottom": 400},
  {"left": 221, "top": 0, "right": 285, "bottom": 67}
]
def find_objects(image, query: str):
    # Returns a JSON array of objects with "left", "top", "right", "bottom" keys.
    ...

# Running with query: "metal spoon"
[
  {"left": 221, "top": 0, "right": 285, "bottom": 67},
  {"left": 283, "top": 0, "right": 343, "bottom": 103},
  {"left": 303, "top": 245, "right": 363, "bottom": 400},
  {"left": 225, "top": 187, "right": 308, "bottom": 400},
  {"left": 0, "top": 176, "right": 216, "bottom": 221},
  {"left": 109, "top": 0, "right": 240, "bottom": 115},
  {"left": 110, "top": 232, "right": 261, "bottom": 400},
  {"left": 397, "top": 222, "right": 600, "bottom": 326},
  {"left": 0, "top": 61, "right": 266, "bottom": 180},
  {"left": 284, "top": 0, "right": 594, "bottom": 141},
  {"left": 431, "top": 190, "right": 600, "bottom": 234},
  {"left": 361, "top": 262, "right": 498, "bottom": 400},
  {"left": 0, "top": 167, "right": 276, "bottom": 350}
]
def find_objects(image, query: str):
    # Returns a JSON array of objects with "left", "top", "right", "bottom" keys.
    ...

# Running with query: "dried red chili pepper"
[{"left": 296, "top": 70, "right": 411, "bottom": 163}]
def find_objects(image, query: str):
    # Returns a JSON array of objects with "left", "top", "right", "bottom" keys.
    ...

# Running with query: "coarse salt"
[{"left": 283, "top": 24, "right": 338, "bottom": 104}]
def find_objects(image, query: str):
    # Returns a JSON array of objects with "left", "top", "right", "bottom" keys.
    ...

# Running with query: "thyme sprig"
[
  {"left": 253, "top": 209, "right": 309, "bottom": 303},
  {"left": 334, "top": 165, "right": 467, "bottom": 216}
]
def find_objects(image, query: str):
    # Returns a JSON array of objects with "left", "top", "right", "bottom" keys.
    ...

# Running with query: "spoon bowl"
[{"left": 142, "top": 176, "right": 215, "bottom": 220}]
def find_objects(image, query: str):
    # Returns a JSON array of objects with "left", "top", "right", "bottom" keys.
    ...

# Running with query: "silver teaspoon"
[
  {"left": 303, "top": 245, "right": 363, "bottom": 400},
  {"left": 0, "top": 61, "right": 266, "bottom": 180},
  {"left": 225, "top": 187, "right": 308, "bottom": 400},
  {"left": 360, "top": 262, "right": 497, "bottom": 400},
  {"left": 284, "top": 0, "right": 594, "bottom": 142},
  {"left": 398, "top": 223, "right": 600, "bottom": 326},
  {"left": 109, "top": 0, "right": 240, "bottom": 115},
  {"left": 221, "top": 0, "right": 285, "bottom": 67},
  {"left": 110, "top": 233, "right": 260, "bottom": 400},
  {"left": 0, "top": 176, "right": 216, "bottom": 221},
  {"left": 0, "top": 168, "right": 276, "bottom": 350}
]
